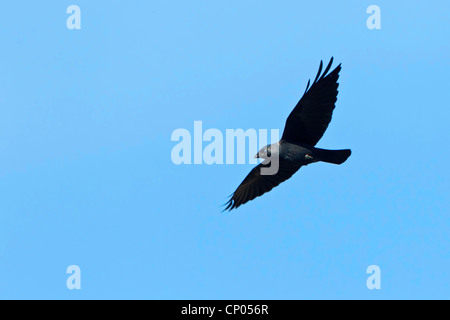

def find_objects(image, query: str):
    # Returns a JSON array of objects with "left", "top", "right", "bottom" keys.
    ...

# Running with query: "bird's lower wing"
[{"left": 224, "top": 160, "right": 302, "bottom": 211}]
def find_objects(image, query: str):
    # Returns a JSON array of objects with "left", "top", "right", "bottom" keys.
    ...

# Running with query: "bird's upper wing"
[
  {"left": 281, "top": 58, "right": 341, "bottom": 146},
  {"left": 224, "top": 159, "right": 302, "bottom": 211}
]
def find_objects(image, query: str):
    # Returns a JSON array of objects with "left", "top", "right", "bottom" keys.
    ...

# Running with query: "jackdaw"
[{"left": 225, "top": 58, "right": 351, "bottom": 211}]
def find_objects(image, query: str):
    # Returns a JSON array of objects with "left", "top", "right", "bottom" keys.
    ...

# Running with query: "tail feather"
[{"left": 316, "top": 148, "right": 351, "bottom": 165}]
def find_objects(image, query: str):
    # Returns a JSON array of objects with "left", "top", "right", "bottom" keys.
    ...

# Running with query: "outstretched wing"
[
  {"left": 224, "top": 160, "right": 302, "bottom": 211},
  {"left": 282, "top": 58, "right": 341, "bottom": 146}
]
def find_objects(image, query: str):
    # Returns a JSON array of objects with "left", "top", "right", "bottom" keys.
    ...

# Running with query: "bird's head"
[{"left": 255, "top": 144, "right": 278, "bottom": 159}]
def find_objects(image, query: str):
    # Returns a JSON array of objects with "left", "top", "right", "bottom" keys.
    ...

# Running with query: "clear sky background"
[{"left": 0, "top": 1, "right": 448, "bottom": 299}]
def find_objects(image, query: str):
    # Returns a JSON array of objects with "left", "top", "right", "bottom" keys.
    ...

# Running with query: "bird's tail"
[{"left": 315, "top": 148, "right": 351, "bottom": 165}]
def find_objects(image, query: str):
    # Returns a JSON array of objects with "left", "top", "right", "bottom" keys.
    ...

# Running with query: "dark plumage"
[{"left": 225, "top": 58, "right": 351, "bottom": 211}]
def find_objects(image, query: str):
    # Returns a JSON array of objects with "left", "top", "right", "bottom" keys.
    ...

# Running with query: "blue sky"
[{"left": 0, "top": 1, "right": 449, "bottom": 299}]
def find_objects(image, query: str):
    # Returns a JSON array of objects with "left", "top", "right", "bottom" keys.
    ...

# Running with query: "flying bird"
[{"left": 225, "top": 58, "right": 351, "bottom": 211}]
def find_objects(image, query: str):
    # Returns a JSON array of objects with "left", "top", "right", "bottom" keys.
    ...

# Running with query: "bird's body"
[
  {"left": 278, "top": 141, "right": 317, "bottom": 164},
  {"left": 225, "top": 58, "right": 351, "bottom": 211},
  {"left": 270, "top": 141, "right": 350, "bottom": 165}
]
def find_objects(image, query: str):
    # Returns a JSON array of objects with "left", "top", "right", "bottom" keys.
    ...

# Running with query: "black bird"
[{"left": 225, "top": 58, "right": 351, "bottom": 211}]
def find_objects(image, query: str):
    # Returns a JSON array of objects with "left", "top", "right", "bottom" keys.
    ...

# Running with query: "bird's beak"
[{"left": 254, "top": 153, "right": 259, "bottom": 159}]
